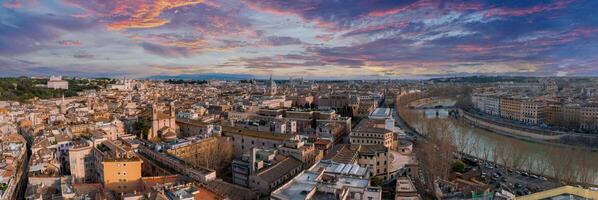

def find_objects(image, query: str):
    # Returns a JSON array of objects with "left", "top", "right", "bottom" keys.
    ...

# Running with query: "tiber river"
[{"left": 400, "top": 102, "right": 598, "bottom": 185}]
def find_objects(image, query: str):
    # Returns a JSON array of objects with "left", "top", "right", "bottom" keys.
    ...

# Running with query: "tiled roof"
[
  {"left": 257, "top": 156, "right": 303, "bottom": 183},
  {"left": 353, "top": 119, "right": 390, "bottom": 133},
  {"left": 331, "top": 144, "right": 358, "bottom": 164},
  {"left": 222, "top": 125, "right": 287, "bottom": 141},
  {"left": 205, "top": 180, "right": 258, "bottom": 200}
]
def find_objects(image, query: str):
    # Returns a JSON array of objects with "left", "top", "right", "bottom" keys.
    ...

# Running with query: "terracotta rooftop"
[
  {"left": 257, "top": 156, "right": 303, "bottom": 183},
  {"left": 353, "top": 119, "right": 391, "bottom": 133},
  {"left": 222, "top": 125, "right": 287, "bottom": 141}
]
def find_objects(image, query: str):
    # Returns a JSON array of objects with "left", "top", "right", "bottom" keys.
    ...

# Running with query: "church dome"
[{"left": 161, "top": 130, "right": 177, "bottom": 142}]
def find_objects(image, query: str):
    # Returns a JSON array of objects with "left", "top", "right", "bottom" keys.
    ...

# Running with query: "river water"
[{"left": 401, "top": 106, "right": 598, "bottom": 185}]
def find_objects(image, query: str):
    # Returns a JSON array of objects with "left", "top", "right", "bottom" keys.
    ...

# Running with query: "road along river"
[{"left": 400, "top": 103, "right": 598, "bottom": 185}]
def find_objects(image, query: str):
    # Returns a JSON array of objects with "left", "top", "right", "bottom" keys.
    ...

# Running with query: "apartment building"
[
  {"left": 331, "top": 144, "right": 394, "bottom": 182},
  {"left": 472, "top": 94, "right": 500, "bottom": 116},
  {"left": 350, "top": 119, "right": 394, "bottom": 149},
  {"left": 580, "top": 104, "right": 598, "bottom": 132},
  {"left": 271, "top": 160, "right": 382, "bottom": 200},
  {"left": 521, "top": 100, "right": 545, "bottom": 125},
  {"left": 278, "top": 136, "right": 323, "bottom": 167},
  {"left": 95, "top": 140, "right": 143, "bottom": 194},
  {"left": 544, "top": 102, "right": 563, "bottom": 126},
  {"left": 222, "top": 125, "right": 286, "bottom": 157},
  {"left": 231, "top": 148, "right": 303, "bottom": 196},
  {"left": 68, "top": 139, "right": 95, "bottom": 183},
  {"left": 500, "top": 97, "right": 522, "bottom": 121}
]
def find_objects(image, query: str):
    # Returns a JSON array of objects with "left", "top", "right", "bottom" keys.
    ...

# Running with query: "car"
[{"left": 524, "top": 190, "right": 532, "bottom": 195}]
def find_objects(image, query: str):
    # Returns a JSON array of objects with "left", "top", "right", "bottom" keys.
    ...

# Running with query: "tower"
[
  {"left": 152, "top": 103, "right": 158, "bottom": 121},
  {"left": 169, "top": 101, "right": 176, "bottom": 118},
  {"left": 268, "top": 74, "right": 277, "bottom": 96},
  {"left": 60, "top": 94, "right": 66, "bottom": 114},
  {"left": 149, "top": 103, "right": 158, "bottom": 140}
]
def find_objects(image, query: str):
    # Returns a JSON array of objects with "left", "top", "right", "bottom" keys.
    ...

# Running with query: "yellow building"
[
  {"left": 580, "top": 104, "right": 598, "bottom": 132},
  {"left": 95, "top": 140, "right": 143, "bottom": 194},
  {"left": 500, "top": 97, "right": 523, "bottom": 121},
  {"left": 102, "top": 157, "right": 143, "bottom": 194}
]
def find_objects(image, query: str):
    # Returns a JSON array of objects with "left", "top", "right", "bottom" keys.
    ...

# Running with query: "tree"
[
  {"left": 191, "top": 137, "right": 234, "bottom": 174},
  {"left": 370, "top": 176, "right": 383, "bottom": 187},
  {"left": 452, "top": 161, "right": 466, "bottom": 173},
  {"left": 417, "top": 119, "right": 456, "bottom": 187},
  {"left": 134, "top": 120, "right": 151, "bottom": 138}
]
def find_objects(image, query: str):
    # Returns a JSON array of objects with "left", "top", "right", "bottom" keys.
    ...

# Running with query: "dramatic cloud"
[
  {"left": 1, "top": 0, "right": 597, "bottom": 78},
  {"left": 0, "top": 11, "right": 96, "bottom": 55},
  {"left": 65, "top": 0, "right": 205, "bottom": 30},
  {"left": 261, "top": 36, "right": 303, "bottom": 46}
]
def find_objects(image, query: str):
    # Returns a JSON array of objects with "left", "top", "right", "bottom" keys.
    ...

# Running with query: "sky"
[{"left": 1, "top": 0, "right": 598, "bottom": 79}]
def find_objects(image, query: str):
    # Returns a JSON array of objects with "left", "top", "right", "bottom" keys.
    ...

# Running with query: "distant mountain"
[{"left": 148, "top": 73, "right": 255, "bottom": 80}]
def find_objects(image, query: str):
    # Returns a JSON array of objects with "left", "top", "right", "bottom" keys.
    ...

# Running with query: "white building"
[
  {"left": 47, "top": 76, "right": 69, "bottom": 90},
  {"left": 107, "top": 79, "right": 133, "bottom": 91},
  {"left": 271, "top": 160, "right": 382, "bottom": 200},
  {"left": 472, "top": 93, "right": 501, "bottom": 116}
]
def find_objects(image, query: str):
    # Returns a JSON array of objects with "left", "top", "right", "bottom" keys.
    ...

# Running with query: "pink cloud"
[
  {"left": 484, "top": 0, "right": 574, "bottom": 18},
  {"left": 315, "top": 34, "right": 335, "bottom": 42},
  {"left": 64, "top": 0, "right": 205, "bottom": 30},
  {"left": 3, "top": 0, "right": 22, "bottom": 9},
  {"left": 343, "top": 21, "right": 409, "bottom": 37},
  {"left": 452, "top": 45, "right": 494, "bottom": 53},
  {"left": 57, "top": 40, "right": 82, "bottom": 46},
  {"left": 367, "top": 0, "right": 434, "bottom": 17}
]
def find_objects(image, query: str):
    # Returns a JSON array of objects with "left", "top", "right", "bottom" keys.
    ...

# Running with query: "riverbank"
[
  {"left": 460, "top": 108, "right": 598, "bottom": 151},
  {"left": 397, "top": 105, "right": 598, "bottom": 186}
]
